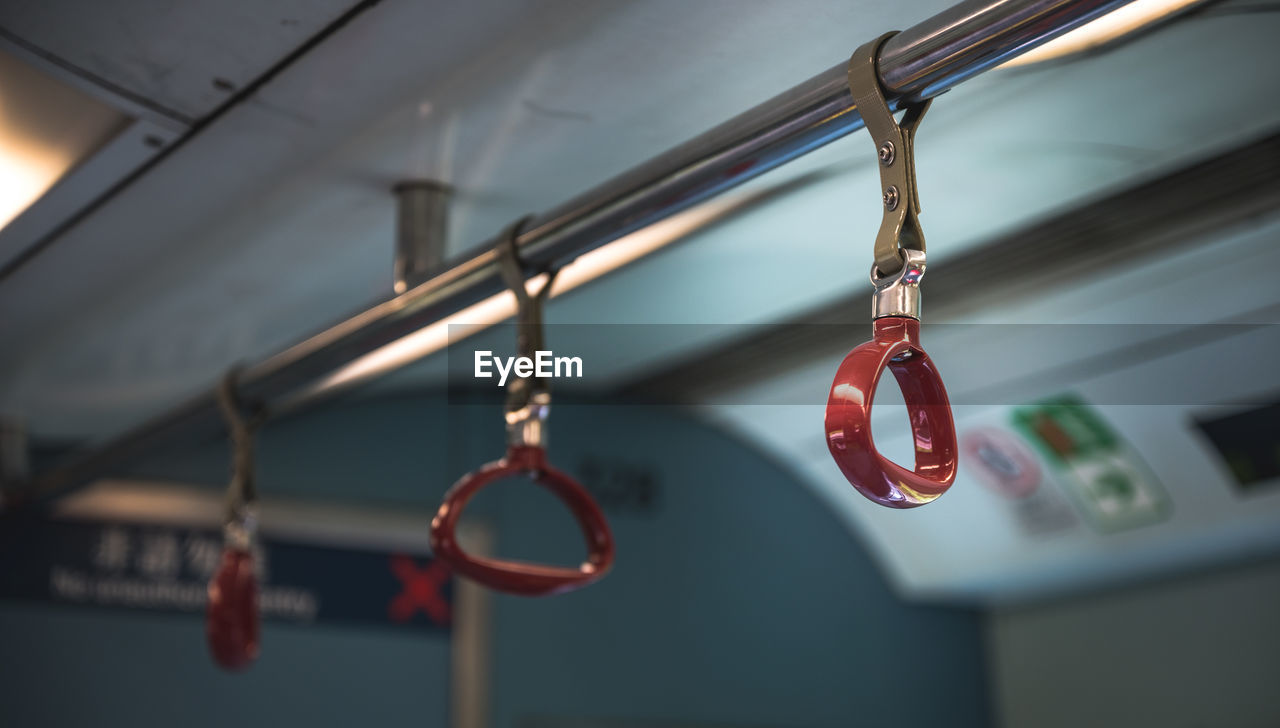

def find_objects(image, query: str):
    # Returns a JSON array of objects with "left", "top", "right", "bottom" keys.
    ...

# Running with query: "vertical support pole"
[
  {"left": 393, "top": 180, "right": 451, "bottom": 294},
  {"left": 0, "top": 418, "right": 30, "bottom": 507},
  {"left": 450, "top": 522, "right": 493, "bottom": 728}
]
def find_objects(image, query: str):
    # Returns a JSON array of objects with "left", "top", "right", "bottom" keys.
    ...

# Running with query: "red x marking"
[{"left": 388, "top": 554, "right": 452, "bottom": 624}]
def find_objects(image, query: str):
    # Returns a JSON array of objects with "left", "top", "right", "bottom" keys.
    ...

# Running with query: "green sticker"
[{"left": 1012, "top": 394, "right": 1171, "bottom": 533}]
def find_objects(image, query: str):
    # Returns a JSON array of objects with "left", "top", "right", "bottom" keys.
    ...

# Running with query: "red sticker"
[
  {"left": 388, "top": 555, "right": 452, "bottom": 624},
  {"left": 962, "top": 427, "right": 1042, "bottom": 499}
]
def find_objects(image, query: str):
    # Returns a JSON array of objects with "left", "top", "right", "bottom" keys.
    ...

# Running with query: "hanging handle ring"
[
  {"left": 824, "top": 268, "right": 958, "bottom": 508},
  {"left": 824, "top": 35, "right": 957, "bottom": 508},
  {"left": 824, "top": 316, "right": 956, "bottom": 507},
  {"left": 430, "top": 445, "right": 615, "bottom": 596},
  {"left": 429, "top": 219, "right": 615, "bottom": 596}
]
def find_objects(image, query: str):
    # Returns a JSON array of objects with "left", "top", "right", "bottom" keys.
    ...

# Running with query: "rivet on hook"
[
  {"left": 883, "top": 185, "right": 899, "bottom": 210},
  {"left": 878, "top": 141, "right": 895, "bottom": 166}
]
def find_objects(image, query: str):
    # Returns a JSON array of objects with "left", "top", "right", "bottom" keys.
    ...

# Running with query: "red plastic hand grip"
[
  {"left": 824, "top": 317, "right": 958, "bottom": 508},
  {"left": 429, "top": 445, "right": 615, "bottom": 597},
  {"left": 206, "top": 547, "right": 259, "bottom": 671}
]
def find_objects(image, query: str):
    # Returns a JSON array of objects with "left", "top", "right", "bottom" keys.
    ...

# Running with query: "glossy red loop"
[
  {"left": 824, "top": 317, "right": 958, "bottom": 508},
  {"left": 206, "top": 547, "right": 259, "bottom": 671},
  {"left": 429, "top": 445, "right": 615, "bottom": 597}
]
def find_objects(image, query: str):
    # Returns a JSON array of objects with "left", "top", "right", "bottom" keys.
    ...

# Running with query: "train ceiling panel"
[
  {"left": 0, "top": 0, "right": 359, "bottom": 122},
  {"left": 1, "top": 0, "right": 953, "bottom": 436}
]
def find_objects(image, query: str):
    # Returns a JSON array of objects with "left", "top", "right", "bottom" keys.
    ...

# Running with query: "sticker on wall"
[
  {"left": 1012, "top": 395, "right": 1172, "bottom": 533},
  {"left": 961, "top": 427, "right": 1077, "bottom": 536}
]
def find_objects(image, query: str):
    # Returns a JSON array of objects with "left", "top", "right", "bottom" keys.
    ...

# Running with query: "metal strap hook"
[
  {"left": 216, "top": 369, "right": 266, "bottom": 544},
  {"left": 823, "top": 33, "right": 957, "bottom": 510},
  {"left": 848, "top": 31, "right": 933, "bottom": 284},
  {"left": 495, "top": 217, "right": 560, "bottom": 447},
  {"left": 209, "top": 368, "right": 266, "bottom": 672}
]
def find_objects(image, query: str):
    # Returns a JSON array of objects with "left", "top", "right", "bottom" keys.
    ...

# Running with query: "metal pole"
[
  {"left": 0, "top": 418, "right": 29, "bottom": 506},
  {"left": 393, "top": 180, "right": 451, "bottom": 294},
  {"left": 25, "top": 0, "right": 1134, "bottom": 499}
]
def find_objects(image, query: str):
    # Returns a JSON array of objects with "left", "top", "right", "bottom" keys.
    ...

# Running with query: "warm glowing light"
[
  {"left": 0, "top": 49, "right": 128, "bottom": 229},
  {"left": 1000, "top": 0, "right": 1203, "bottom": 68},
  {"left": 0, "top": 142, "right": 76, "bottom": 229},
  {"left": 312, "top": 191, "right": 748, "bottom": 395}
]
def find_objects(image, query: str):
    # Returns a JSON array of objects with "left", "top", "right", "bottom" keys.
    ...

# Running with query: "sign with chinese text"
[{"left": 0, "top": 514, "right": 452, "bottom": 632}]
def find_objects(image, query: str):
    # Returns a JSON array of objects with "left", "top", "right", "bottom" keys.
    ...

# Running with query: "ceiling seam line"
[
  {"left": 0, "top": 0, "right": 388, "bottom": 287},
  {"left": 0, "top": 25, "right": 194, "bottom": 125}
]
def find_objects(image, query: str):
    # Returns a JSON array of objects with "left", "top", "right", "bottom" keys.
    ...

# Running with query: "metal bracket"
[
  {"left": 495, "top": 218, "right": 559, "bottom": 447},
  {"left": 217, "top": 369, "right": 266, "bottom": 540},
  {"left": 847, "top": 32, "right": 932, "bottom": 277},
  {"left": 871, "top": 248, "right": 926, "bottom": 319},
  {"left": 393, "top": 180, "right": 451, "bottom": 294}
]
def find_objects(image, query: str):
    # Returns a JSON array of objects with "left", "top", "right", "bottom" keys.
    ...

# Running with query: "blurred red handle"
[
  {"left": 430, "top": 446, "right": 615, "bottom": 596},
  {"left": 206, "top": 548, "right": 259, "bottom": 671},
  {"left": 824, "top": 317, "right": 958, "bottom": 508}
]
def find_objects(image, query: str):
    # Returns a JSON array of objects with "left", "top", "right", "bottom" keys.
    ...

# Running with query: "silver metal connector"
[
  {"left": 870, "top": 248, "right": 926, "bottom": 320},
  {"left": 224, "top": 503, "right": 259, "bottom": 551},
  {"left": 505, "top": 391, "right": 551, "bottom": 448}
]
